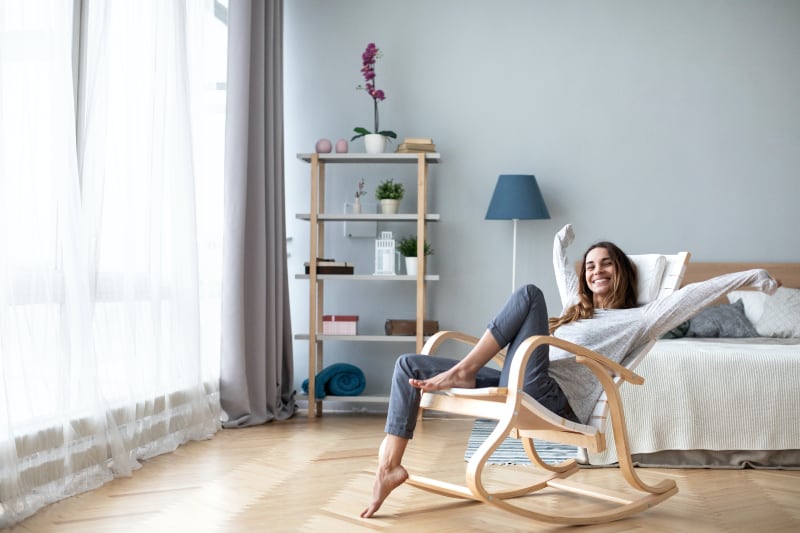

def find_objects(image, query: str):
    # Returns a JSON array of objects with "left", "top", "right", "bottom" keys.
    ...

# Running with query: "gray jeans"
[{"left": 385, "top": 284, "right": 577, "bottom": 439}]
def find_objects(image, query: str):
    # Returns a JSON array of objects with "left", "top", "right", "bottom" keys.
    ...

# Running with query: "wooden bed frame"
[{"left": 681, "top": 262, "right": 800, "bottom": 303}]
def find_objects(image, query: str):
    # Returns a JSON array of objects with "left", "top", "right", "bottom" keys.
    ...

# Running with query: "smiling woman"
[
  {"left": 582, "top": 242, "right": 638, "bottom": 309},
  {"left": 362, "top": 224, "right": 777, "bottom": 520},
  {"left": 585, "top": 247, "right": 615, "bottom": 300},
  {"left": 548, "top": 233, "right": 639, "bottom": 334}
]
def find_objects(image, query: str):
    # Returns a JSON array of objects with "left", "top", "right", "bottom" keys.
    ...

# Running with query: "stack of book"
[{"left": 396, "top": 137, "right": 436, "bottom": 153}]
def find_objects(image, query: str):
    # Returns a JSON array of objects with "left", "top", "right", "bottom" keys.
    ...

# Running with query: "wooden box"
[{"left": 384, "top": 319, "right": 439, "bottom": 336}]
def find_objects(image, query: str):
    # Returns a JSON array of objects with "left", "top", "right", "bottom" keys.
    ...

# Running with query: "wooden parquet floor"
[{"left": 10, "top": 414, "right": 800, "bottom": 532}]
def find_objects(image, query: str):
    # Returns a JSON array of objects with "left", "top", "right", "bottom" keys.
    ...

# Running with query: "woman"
[{"left": 361, "top": 224, "right": 778, "bottom": 519}]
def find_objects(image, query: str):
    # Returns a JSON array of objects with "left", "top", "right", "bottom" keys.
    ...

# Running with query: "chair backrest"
[
  {"left": 628, "top": 251, "right": 692, "bottom": 305},
  {"left": 651, "top": 251, "right": 692, "bottom": 300},
  {"left": 587, "top": 251, "right": 691, "bottom": 433}
]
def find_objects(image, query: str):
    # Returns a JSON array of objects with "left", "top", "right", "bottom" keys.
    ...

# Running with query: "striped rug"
[{"left": 464, "top": 419, "right": 578, "bottom": 465}]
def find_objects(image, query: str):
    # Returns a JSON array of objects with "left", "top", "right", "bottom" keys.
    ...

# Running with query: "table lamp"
[{"left": 485, "top": 174, "right": 551, "bottom": 292}]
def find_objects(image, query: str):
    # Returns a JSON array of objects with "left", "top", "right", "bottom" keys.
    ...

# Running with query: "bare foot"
[
  {"left": 409, "top": 367, "right": 475, "bottom": 392},
  {"left": 361, "top": 464, "right": 409, "bottom": 518}
]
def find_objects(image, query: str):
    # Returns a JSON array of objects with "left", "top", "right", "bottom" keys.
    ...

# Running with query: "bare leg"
[
  {"left": 410, "top": 330, "right": 501, "bottom": 392},
  {"left": 361, "top": 434, "right": 410, "bottom": 518},
  {"left": 362, "top": 330, "right": 502, "bottom": 518}
]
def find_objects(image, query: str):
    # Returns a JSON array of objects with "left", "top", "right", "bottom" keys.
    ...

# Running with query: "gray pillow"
[{"left": 685, "top": 299, "right": 758, "bottom": 338}]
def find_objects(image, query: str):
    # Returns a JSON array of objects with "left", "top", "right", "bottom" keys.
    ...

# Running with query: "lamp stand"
[{"left": 511, "top": 218, "right": 518, "bottom": 293}]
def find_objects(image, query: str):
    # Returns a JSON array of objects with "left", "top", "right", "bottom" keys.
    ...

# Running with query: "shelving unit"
[{"left": 296, "top": 152, "right": 440, "bottom": 417}]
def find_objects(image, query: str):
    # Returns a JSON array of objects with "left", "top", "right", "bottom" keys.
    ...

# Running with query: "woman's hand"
[
  {"left": 755, "top": 270, "right": 781, "bottom": 294},
  {"left": 556, "top": 223, "right": 575, "bottom": 248}
]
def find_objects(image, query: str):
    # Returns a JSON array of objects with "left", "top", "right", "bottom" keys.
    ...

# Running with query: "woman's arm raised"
[{"left": 553, "top": 223, "right": 579, "bottom": 312}]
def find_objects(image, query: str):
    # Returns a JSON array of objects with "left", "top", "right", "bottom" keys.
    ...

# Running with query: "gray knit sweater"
[{"left": 548, "top": 224, "right": 778, "bottom": 424}]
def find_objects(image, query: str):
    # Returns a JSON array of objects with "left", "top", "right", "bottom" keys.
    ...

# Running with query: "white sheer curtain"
[{"left": 0, "top": 0, "right": 224, "bottom": 527}]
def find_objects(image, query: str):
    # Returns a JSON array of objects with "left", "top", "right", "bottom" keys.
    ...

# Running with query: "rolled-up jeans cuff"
[{"left": 384, "top": 422, "right": 415, "bottom": 439}]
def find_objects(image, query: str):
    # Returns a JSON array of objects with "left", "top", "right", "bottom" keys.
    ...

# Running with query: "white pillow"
[
  {"left": 727, "top": 290, "right": 768, "bottom": 325},
  {"left": 753, "top": 287, "right": 800, "bottom": 338},
  {"left": 630, "top": 254, "right": 666, "bottom": 305}
]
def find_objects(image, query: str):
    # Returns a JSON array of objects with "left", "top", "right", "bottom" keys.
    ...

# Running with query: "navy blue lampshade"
[{"left": 485, "top": 174, "right": 550, "bottom": 220}]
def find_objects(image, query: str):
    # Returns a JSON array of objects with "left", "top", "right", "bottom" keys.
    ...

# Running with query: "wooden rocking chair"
[{"left": 406, "top": 252, "right": 690, "bottom": 525}]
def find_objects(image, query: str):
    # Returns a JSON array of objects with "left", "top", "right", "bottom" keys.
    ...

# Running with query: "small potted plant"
[
  {"left": 375, "top": 178, "right": 404, "bottom": 214},
  {"left": 396, "top": 235, "right": 433, "bottom": 276}
]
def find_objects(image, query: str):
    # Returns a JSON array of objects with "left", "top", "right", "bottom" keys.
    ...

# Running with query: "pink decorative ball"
[
  {"left": 335, "top": 139, "right": 349, "bottom": 153},
  {"left": 315, "top": 138, "right": 332, "bottom": 153}
]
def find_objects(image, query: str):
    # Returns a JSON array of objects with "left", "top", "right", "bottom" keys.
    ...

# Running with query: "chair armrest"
[
  {"left": 421, "top": 330, "right": 507, "bottom": 366},
  {"left": 508, "top": 336, "right": 643, "bottom": 387},
  {"left": 544, "top": 337, "right": 643, "bottom": 385},
  {"left": 420, "top": 331, "right": 479, "bottom": 354}
]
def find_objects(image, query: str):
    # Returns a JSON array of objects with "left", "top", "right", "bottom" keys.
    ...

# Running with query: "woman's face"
[{"left": 585, "top": 246, "right": 615, "bottom": 302}]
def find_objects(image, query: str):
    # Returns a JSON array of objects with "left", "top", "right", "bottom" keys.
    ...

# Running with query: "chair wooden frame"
[{"left": 406, "top": 252, "right": 690, "bottom": 525}]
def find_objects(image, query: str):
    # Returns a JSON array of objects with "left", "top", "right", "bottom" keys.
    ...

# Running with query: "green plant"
[
  {"left": 375, "top": 179, "right": 404, "bottom": 200},
  {"left": 396, "top": 236, "right": 433, "bottom": 257}
]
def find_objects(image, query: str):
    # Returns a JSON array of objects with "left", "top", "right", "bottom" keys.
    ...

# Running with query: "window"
[{"left": 0, "top": 1, "right": 227, "bottom": 525}]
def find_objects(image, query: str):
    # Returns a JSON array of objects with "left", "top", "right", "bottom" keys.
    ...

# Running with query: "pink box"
[{"left": 322, "top": 315, "right": 358, "bottom": 335}]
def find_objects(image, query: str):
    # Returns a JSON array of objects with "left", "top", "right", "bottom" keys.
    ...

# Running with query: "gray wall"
[{"left": 284, "top": 0, "right": 800, "bottom": 402}]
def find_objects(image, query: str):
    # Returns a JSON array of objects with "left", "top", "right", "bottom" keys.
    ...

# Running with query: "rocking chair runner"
[{"left": 406, "top": 252, "right": 691, "bottom": 525}]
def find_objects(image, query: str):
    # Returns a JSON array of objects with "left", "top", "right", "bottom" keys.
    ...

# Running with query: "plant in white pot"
[
  {"left": 396, "top": 235, "right": 433, "bottom": 276},
  {"left": 375, "top": 179, "right": 404, "bottom": 214},
  {"left": 350, "top": 42, "right": 396, "bottom": 153}
]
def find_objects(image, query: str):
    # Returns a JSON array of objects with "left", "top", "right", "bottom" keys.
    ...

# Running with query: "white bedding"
[{"left": 587, "top": 337, "right": 800, "bottom": 466}]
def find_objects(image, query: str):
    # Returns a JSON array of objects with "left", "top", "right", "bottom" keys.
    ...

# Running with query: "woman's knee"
[
  {"left": 520, "top": 283, "right": 544, "bottom": 302},
  {"left": 395, "top": 353, "right": 423, "bottom": 379}
]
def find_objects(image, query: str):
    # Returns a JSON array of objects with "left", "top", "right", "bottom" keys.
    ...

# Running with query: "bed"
[{"left": 584, "top": 262, "right": 800, "bottom": 469}]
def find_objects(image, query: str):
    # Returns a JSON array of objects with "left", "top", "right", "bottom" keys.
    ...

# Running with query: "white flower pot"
[
  {"left": 364, "top": 133, "right": 387, "bottom": 154},
  {"left": 380, "top": 199, "right": 399, "bottom": 214},
  {"left": 404, "top": 257, "right": 418, "bottom": 276}
]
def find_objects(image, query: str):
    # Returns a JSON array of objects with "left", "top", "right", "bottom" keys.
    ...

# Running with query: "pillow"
[
  {"left": 684, "top": 300, "right": 759, "bottom": 338},
  {"left": 727, "top": 290, "right": 768, "bottom": 325},
  {"left": 630, "top": 254, "right": 666, "bottom": 305},
  {"left": 753, "top": 287, "right": 800, "bottom": 338},
  {"left": 661, "top": 320, "right": 690, "bottom": 339}
]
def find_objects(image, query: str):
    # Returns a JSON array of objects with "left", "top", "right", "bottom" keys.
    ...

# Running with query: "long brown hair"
[{"left": 548, "top": 241, "right": 638, "bottom": 333}]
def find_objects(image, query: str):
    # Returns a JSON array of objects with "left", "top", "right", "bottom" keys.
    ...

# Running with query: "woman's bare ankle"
[{"left": 450, "top": 367, "right": 477, "bottom": 388}]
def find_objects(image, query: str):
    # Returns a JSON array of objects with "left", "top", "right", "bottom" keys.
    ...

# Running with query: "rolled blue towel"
[{"left": 302, "top": 362, "right": 366, "bottom": 399}]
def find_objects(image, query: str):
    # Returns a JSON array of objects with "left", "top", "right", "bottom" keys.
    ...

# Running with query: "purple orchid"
[{"left": 352, "top": 43, "right": 397, "bottom": 141}]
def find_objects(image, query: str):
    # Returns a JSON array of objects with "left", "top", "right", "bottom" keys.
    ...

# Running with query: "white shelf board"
[
  {"left": 296, "top": 213, "right": 440, "bottom": 221},
  {"left": 294, "top": 334, "right": 426, "bottom": 342},
  {"left": 296, "top": 394, "right": 389, "bottom": 404},
  {"left": 297, "top": 153, "right": 440, "bottom": 164},
  {"left": 294, "top": 274, "right": 439, "bottom": 281}
]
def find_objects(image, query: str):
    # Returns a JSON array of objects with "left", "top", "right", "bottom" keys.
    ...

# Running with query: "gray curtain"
[{"left": 220, "top": 0, "right": 295, "bottom": 427}]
